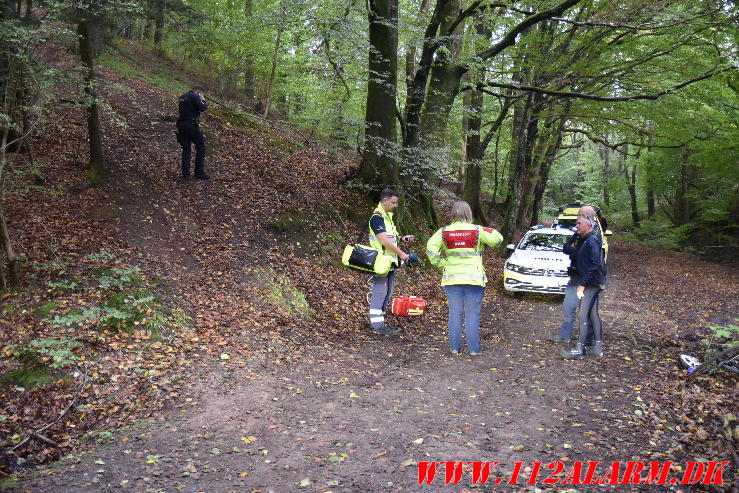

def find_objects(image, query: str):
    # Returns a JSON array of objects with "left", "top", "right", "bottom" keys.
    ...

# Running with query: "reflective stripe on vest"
[
  {"left": 446, "top": 251, "right": 482, "bottom": 257},
  {"left": 369, "top": 233, "right": 397, "bottom": 244},
  {"left": 368, "top": 204, "right": 398, "bottom": 263},
  {"left": 442, "top": 272, "right": 486, "bottom": 282}
]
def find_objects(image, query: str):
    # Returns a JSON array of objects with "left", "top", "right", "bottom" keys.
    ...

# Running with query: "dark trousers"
[
  {"left": 577, "top": 286, "right": 604, "bottom": 345},
  {"left": 177, "top": 122, "right": 206, "bottom": 177}
]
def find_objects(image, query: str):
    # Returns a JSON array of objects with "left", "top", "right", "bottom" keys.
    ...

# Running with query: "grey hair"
[
  {"left": 579, "top": 215, "right": 596, "bottom": 228},
  {"left": 450, "top": 201, "right": 473, "bottom": 223}
]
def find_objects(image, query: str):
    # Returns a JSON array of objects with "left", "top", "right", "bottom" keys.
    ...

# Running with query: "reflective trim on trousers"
[{"left": 370, "top": 316, "right": 385, "bottom": 323}]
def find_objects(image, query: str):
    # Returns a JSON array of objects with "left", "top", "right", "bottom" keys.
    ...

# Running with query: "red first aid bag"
[{"left": 391, "top": 296, "right": 426, "bottom": 317}]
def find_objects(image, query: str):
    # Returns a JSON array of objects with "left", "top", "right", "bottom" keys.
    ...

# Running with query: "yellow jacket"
[{"left": 426, "top": 221, "right": 503, "bottom": 286}]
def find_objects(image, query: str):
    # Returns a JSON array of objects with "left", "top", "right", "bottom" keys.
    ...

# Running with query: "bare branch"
[
  {"left": 477, "top": 66, "right": 734, "bottom": 102},
  {"left": 446, "top": 2, "right": 507, "bottom": 36},
  {"left": 469, "top": 0, "right": 583, "bottom": 71}
]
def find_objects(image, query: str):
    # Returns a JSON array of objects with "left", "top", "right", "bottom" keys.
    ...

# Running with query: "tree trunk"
[
  {"left": 153, "top": 0, "right": 165, "bottom": 45},
  {"left": 355, "top": 0, "right": 399, "bottom": 188},
  {"left": 415, "top": 0, "right": 464, "bottom": 228},
  {"left": 263, "top": 18, "right": 284, "bottom": 117},
  {"left": 645, "top": 132, "right": 655, "bottom": 218},
  {"left": 492, "top": 132, "right": 501, "bottom": 207},
  {"left": 243, "top": 0, "right": 255, "bottom": 104},
  {"left": 78, "top": 17, "right": 106, "bottom": 183},
  {"left": 142, "top": 18, "right": 151, "bottom": 42},
  {"left": 599, "top": 141, "right": 611, "bottom": 208},
  {"left": 621, "top": 146, "right": 640, "bottom": 227},
  {"left": 499, "top": 93, "right": 533, "bottom": 248},
  {"left": 461, "top": 83, "right": 485, "bottom": 223},
  {"left": 404, "top": 0, "right": 431, "bottom": 111},
  {"left": 530, "top": 102, "right": 569, "bottom": 226},
  {"left": 674, "top": 148, "right": 693, "bottom": 225},
  {"left": 628, "top": 164, "right": 639, "bottom": 227},
  {"left": 514, "top": 94, "right": 542, "bottom": 228},
  {"left": 0, "top": 206, "right": 20, "bottom": 287}
]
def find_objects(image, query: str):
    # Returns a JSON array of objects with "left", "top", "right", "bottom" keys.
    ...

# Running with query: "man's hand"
[
  {"left": 401, "top": 235, "right": 416, "bottom": 243},
  {"left": 576, "top": 286, "right": 585, "bottom": 300},
  {"left": 399, "top": 252, "right": 410, "bottom": 262}
]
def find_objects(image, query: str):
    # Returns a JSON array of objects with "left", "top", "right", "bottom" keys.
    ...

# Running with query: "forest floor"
[{"left": 1, "top": 42, "right": 737, "bottom": 492}]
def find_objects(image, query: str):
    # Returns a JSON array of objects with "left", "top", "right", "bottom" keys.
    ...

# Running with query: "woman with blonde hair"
[{"left": 426, "top": 201, "right": 503, "bottom": 355}]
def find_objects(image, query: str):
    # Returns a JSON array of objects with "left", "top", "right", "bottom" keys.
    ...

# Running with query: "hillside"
[{"left": 1, "top": 42, "right": 737, "bottom": 491}]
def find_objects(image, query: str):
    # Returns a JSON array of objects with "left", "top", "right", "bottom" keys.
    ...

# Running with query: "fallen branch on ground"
[{"left": 8, "top": 367, "right": 88, "bottom": 453}]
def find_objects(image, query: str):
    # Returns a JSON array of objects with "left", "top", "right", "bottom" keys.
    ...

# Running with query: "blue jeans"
[
  {"left": 558, "top": 275, "right": 597, "bottom": 344},
  {"left": 443, "top": 285, "right": 484, "bottom": 353},
  {"left": 558, "top": 277, "right": 580, "bottom": 340}
]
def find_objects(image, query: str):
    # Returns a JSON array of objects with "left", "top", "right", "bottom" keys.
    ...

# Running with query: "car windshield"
[
  {"left": 518, "top": 233, "right": 570, "bottom": 251},
  {"left": 557, "top": 218, "right": 576, "bottom": 229},
  {"left": 555, "top": 218, "right": 603, "bottom": 238}
]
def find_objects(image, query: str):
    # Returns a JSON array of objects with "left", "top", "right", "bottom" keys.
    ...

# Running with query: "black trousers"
[{"left": 177, "top": 122, "right": 206, "bottom": 177}]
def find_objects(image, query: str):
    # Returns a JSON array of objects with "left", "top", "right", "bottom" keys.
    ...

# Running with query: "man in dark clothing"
[
  {"left": 560, "top": 214, "right": 607, "bottom": 359},
  {"left": 177, "top": 85, "right": 209, "bottom": 180}
]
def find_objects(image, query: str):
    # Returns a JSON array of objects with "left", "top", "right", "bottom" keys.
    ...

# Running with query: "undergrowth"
[
  {"left": 1, "top": 250, "right": 185, "bottom": 390},
  {"left": 253, "top": 267, "right": 314, "bottom": 318}
]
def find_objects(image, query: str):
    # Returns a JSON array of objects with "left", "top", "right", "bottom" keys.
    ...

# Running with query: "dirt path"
[{"left": 11, "top": 238, "right": 739, "bottom": 492}]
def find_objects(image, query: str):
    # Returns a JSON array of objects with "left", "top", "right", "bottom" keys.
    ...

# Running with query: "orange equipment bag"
[{"left": 391, "top": 296, "right": 426, "bottom": 317}]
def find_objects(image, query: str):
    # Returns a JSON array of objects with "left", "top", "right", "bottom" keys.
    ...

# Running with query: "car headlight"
[{"left": 505, "top": 262, "right": 524, "bottom": 273}]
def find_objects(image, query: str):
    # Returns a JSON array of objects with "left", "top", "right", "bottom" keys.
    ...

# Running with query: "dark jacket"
[
  {"left": 563, "top": 232, "right": 580, "bottom": 268},
  {"left": 573, "top": 232, "right": 606, "bottom": 287},
  {"left": 177, "top": 90, "right": 208, "bottom": 126}
]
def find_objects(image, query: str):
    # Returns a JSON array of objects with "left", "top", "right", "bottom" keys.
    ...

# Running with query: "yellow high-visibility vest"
[{"left": 426, "top": 221, "right": 503, "bottom": 286}]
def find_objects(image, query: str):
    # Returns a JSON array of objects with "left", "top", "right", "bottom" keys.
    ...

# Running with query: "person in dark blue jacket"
[
  {"left": 549, "top": 205, "right": 598, "bottom": 344},
  {"left": 177, "top": 85, "right": 209, "bottom": 180},
  {"left": 560, "top": 213, "right": 607, "bottom": 359}
]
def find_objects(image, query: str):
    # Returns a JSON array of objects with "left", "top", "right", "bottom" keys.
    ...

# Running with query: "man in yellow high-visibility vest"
[{"left": 368, "top": 189, "right": 415, "bottom": 335}]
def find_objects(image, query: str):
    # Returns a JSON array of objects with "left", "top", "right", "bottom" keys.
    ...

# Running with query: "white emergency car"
[{"left": 503, "top": 225, "right": 574, "bottom": 295}]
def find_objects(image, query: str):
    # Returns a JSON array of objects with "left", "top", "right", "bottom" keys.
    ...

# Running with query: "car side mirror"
[
  {"left": 605, "top": 230, "right": 613, "bottom": 237},
  {"left": 506, "top": 244, "right": 515, "bottom": 250}
]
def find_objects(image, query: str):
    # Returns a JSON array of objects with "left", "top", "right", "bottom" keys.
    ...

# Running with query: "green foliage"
[
  {"left": 97, "top": 40, "right": 190, "bottom": 95},
  {"left": 709, "top": 320, "right": 739, "bottom": 343},
  {"left": 313, "top": 231, "right": 344, "bottom": 258},
  {"left": 32, "top": 260, "right": 67, "bottom": 272},
  {"left": 97, "top": 266, "right": 142, "bottom": 289},
  {"left": 266, "top": 213, "right": 312, "bottom": 234},
  {"left": 34, "top": 250, "right": 178, "bottom": 338},
  {"left": 701, "top": 319, "right": 739, "bottom": 352},
  {"left": 254, "top": 267, "right": 314, "bottom": 318},
  {"left": 1, "top": 366, "right": 55, "bottom": 389},
  {"left": 47, "top": 279, "right": 80, "bottom": 292},
  {"left": 34, "top": 301, "right": 58, "bottom": 319},
  {"left": 623, "top": 217, "right": 693, "bottom": 251},
  {"left": 5, "top": 337, "right": 81, "bottom": 370}
]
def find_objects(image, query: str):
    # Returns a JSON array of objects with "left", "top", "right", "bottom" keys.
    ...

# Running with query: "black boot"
[
  {"left": 585, "top": 341, "right": 604, "bottom": 357},
  {"left": 560, "top": 342, "right": 585, "bottom": 360}
]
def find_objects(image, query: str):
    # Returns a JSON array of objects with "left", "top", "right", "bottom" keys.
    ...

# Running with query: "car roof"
[
  {"left": 557, "top": 203, "right": 602, "bottom": 217},
  {"left": 524, "top": 227, "right": 574, "bottom": 236}
]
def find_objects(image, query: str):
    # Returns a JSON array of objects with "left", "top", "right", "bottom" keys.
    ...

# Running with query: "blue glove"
[{"left": 407, "top": 252, "right": 420, "bottom": 264}]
